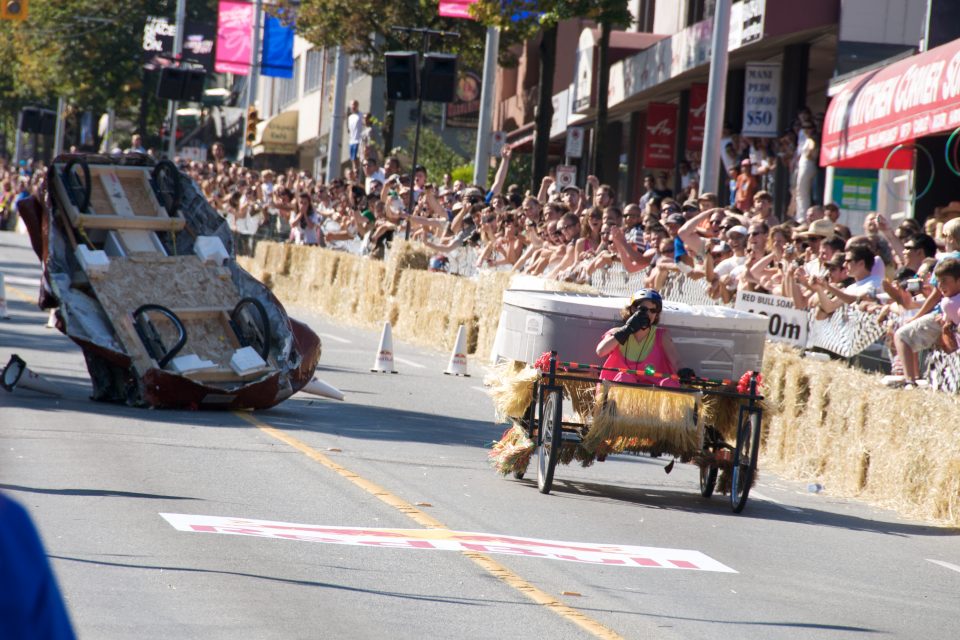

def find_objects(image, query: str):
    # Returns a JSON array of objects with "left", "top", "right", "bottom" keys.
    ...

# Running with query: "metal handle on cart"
[{"left": 133, "top": 304, "right": 187, "bottom": 370}]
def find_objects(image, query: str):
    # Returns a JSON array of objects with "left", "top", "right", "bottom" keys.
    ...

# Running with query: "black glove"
[{"left": 613, "top": 312, "right": 647, "bottom": 344}]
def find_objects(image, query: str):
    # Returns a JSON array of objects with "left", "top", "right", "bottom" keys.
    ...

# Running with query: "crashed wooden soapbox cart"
[{"left": 488, "top": 291, "right": 767, "bottom": 513}]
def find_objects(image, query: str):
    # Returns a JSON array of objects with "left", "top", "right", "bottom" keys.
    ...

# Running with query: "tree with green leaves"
[
  {"left": 472, "top": 0, "right": 631, "bottom": 189},
  {"left": 274, "top": 0, "right": 520, "bottom": 153},
  {"left": 0, "top": 0, "right": 219, "bottom": 155}
]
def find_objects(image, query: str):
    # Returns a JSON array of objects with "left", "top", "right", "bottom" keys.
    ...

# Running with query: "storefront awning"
[
  {"left": 253, "top": 110, "right": 299, "bottom": 156},
  {"left": 821, "top": 37, "right": 960, "bottom": 169}
]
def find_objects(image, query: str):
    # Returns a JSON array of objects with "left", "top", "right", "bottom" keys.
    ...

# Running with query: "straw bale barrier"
[
  {"left": 239, "top": 241, "right": 960, "bottom": 525},
  {"left": 761, "top": 343, "right": 960, "bottom": 525}
]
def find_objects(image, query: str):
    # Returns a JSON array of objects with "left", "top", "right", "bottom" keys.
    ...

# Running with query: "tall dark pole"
[
  {"left": 532, "top": 24, "right": 557, "bottom": 192},
  {"left": 390, "top": 26, "right": 459, "bottom": 240},
  {"left": 406, "top": 31, "right": 430, "bottom": 221}
]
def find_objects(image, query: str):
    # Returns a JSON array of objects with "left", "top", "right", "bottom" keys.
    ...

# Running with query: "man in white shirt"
[
  {"left": 347, "top": 100, "right": 363, "bottom": 173},
  {"left": 810, "top": 244, "right": 881, "bottom": 319},
  {"left": 362, "top": 157, "right": 385, "bottom": 195}
]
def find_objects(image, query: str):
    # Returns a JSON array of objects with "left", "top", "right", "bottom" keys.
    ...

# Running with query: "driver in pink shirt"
[{"left": 595, "top": 289, "right": 681, "bottom": 386}]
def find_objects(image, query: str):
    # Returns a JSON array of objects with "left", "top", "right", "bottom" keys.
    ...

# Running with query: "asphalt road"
[{"left": 2, "top": 230, "right": 959, "bottom": 639}]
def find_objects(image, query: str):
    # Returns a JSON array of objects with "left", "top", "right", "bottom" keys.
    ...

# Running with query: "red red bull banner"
[
  {"left": 686, "top": 83, "right": 708, "bottom": 152},
  {"left": 643, "top": 102, "right": 678, "bottom": 169}
]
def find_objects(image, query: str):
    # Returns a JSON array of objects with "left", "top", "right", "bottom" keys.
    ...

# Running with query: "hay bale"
[
  {"left": 385, "top": 240, "right": 431, "bottom": 295},
  {"left": 393, "top": 269, "right": 477, "bottom": 351},
  {"left": 759, "top": 343, "right": 960, "bottom": 526}
]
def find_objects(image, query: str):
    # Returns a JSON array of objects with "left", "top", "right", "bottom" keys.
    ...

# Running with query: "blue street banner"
[{"left": 261, "top": 14, "right": 294, "bottom": 79}]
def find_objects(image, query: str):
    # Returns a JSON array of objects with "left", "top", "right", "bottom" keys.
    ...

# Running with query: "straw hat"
[{"left": 796, "top": 218, "right": 836, "bottom": 238}]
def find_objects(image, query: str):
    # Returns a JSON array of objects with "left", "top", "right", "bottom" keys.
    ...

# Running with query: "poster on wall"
[
  {"left": 643, "top": 103, "right": 677, "bottom": 169},
  {"left": 686, "top": 83, "right": 708, "bottom": 152},
  {"left": 742, "top": 62, "right": 780, "bottom": 137}
]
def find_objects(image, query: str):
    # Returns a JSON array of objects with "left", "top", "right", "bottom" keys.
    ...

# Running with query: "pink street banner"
[
  {"left": 161, "top": 513, "right": 736, "bottom": 572},
  {"left": 216, "top": 0, "right": 254, "bottom": 75},
  {"left": 438, "top": 0, "right": 477, "bottom": 20}
]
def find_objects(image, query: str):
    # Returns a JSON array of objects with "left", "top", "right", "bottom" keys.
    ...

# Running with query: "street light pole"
[
  {"left": 239, "top": 0, "right": 264, "bottom": 166},
  {"left": 698, "top": 0, "right": 731, "bottom": 197},
  {"left": 472, "top": 26, "right": 499, "bottom": 186},
  {"left": 325, "top": 46, "right": 348, "bottom": 183},
  {"left": 167, "top": 0, "right": 187, "bottom": 160}
]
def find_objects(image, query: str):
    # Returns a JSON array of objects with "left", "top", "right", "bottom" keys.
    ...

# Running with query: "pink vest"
[{"left": 599, "top": 327, "right": 676, "bottom": 385}]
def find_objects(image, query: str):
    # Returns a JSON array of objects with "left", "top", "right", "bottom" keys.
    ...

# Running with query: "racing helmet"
[{"left": 630, "top": 288, "right": 663, "bottom": 313}]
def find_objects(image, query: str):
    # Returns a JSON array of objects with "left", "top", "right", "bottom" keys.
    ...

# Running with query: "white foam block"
[
  {"left": 75, "top": 246, "right": 110, "bottom": 274},
  {"left": 194, "top": 236, "right": 229, "bottom": 264},
  {"left": 170, "top": 354, "right": 217, "bottom": 373},
  {"left": 230, "top": 346, "right": 267, "bottom": 376}
]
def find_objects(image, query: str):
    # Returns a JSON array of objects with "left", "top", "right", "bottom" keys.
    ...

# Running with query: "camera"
[{"left": 901, "top": 277, "right": 923, "bottom": 293}]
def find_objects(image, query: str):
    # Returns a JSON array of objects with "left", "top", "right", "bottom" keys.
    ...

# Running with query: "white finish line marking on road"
[
  {"left": 393, "top": 356, "right": 426, "bottom": 369},
  {"left": 927, "top": 559, "right": 960, "bottom": 574},
  {"left": 318, "top": 332, "right": 352, "bottom": 344},
  {"left": 161, "top": 513, "right": 736, "bottom": 573},
  {"left": 750, "top": 490, "right": 803, "bottom": 513}
]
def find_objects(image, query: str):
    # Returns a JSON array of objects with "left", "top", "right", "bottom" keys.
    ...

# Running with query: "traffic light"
[
  {"left": 245, "top": 107, "right": 260, "bottom": 145},
  {"left": 1, "top": 0, "right": 28, "bottom": 21}
]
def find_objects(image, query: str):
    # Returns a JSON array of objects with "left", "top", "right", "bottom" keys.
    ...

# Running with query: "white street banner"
[
  {"left": 735, "top": 290, "right": 808, "bottom": 347},
  {"left": 161, "top": 513, "right": 736, "bottom": 572},
  {"left": 742, "top": 62, "right": 781, "bottom": 137}
]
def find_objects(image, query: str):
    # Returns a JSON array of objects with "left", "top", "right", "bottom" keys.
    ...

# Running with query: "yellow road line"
[
  {"left": 5, "top": 283, "right": 35, "bottom": 304},
  {"left": 235, "top": 410, "right": 625, "bottom": 640}
]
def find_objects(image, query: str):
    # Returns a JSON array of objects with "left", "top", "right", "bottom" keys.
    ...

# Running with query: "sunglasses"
[
  {"left": 749, "top": 231, "right": 766, "bottom": 237},
  {"left": 636, "top": 305, "right": 659, "bottom": 313},
  {"left": 559, "top": 224, "right": 576, "bottom": 232}
]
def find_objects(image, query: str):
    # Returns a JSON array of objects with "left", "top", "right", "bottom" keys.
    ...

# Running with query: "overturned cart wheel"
[
  {"left": 699, "top": 426, "right": 720, "bottom": 498},
  {"left": 537, "top": 389, "right": 562, "bottom": 494},
  {"left": 731, "top": 411, "right": 761, "bottom": 513}
]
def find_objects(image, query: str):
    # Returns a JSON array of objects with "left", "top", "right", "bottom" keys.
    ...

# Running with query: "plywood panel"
[{"left": 88, "top": 256, "right": 243, "bottom": 375}]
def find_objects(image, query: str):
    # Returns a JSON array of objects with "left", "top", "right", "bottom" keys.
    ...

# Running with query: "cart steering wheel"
[
  {"left": 151, "top": 160, "right": 183, "bottom": 218},
  {"left": 62, "top": 158, "right": 92, "bottom": 213}
]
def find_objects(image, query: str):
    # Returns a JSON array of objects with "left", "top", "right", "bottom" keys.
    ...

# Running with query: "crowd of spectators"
[
  {"left": 2, "top": 119, "right": 958, "bottom": 390},
  {"left": 172, "top": 139, "right": 959, "bottom": 389},
  {"left": 0, "top": 158, "right": 45, "bottom": 232}
]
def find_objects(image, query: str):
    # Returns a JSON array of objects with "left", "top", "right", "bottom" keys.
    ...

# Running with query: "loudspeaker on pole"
[
  {"left": 443, "top": 324, "right": 470, "bottom": 377},
  {"left": 385, "top": 52, "right": 418, "bottom": 101},
  {"left": 421, "top": 53, "right": 457, "bottom": 103},
  {"left": 371, "top": 321, "right": 398, "bottom": 373}
]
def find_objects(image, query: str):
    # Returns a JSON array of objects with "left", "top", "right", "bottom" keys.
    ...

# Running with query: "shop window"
[
  {"left": 686, "top": 0, "right": 716, "bottom": 26},
  {"left": 637, "top": 0, "right": 655, "bottom": 32}
]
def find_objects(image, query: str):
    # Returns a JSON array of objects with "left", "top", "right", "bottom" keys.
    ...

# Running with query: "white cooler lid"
[{"left": 501, "top": 289, "right": 768, "bottom": 333}]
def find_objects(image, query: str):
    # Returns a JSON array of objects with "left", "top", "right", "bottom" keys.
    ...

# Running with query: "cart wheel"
[
  {"left": 699, "top": 427, "right": 719, "bottom": 498},
  {"left": 699, "top": 460, "right": 718, "bottom": 498},
  {"left": 537, "top": 389, "right": 562, "bottom": 494},
  {"left": 731, "top": 412, "right": 761, "bottom": 513}
]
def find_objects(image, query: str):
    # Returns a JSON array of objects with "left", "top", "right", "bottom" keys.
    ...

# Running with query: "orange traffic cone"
[
  {"left": 370, "top": 321, "right": 398, "bottom": 373},
  {"left": 443, "top": 324, "right": 470, "bottom": 377}
]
